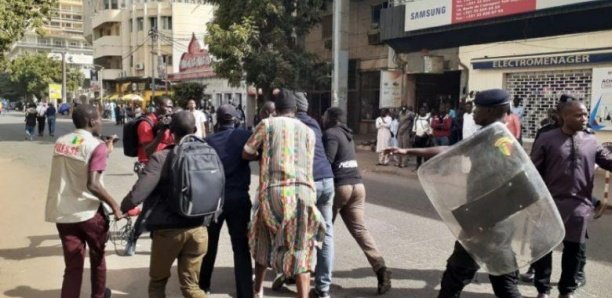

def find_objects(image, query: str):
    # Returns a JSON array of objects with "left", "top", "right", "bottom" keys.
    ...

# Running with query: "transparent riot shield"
[{"left": 418, "top": 122, "right": 565, "bottom": 275}]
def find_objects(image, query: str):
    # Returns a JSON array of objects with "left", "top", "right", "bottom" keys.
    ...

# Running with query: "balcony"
[
  {"left": 92, "top": 9, "right": 122, "bottom": 31},
  {"left": 100, "top": 69, "right": 123, "bottom": 81},
  {"left": 93, "top": 36, "right": 122, "bottom": 58}
]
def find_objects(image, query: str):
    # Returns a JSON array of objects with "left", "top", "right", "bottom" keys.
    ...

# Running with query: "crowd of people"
[
  {"left": 41, "top": 86, "right": 609, "bottom": 298},
  {"left": 23, "top": 101, "right": 57, "bottom": 140},
  {"left": 375, "top": 96, "right": 525, "bottom": 170}
]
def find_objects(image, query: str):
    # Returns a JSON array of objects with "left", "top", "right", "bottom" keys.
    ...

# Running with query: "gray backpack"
[{"left": 167, "top": 135, "right": 225, "bottom": 222}]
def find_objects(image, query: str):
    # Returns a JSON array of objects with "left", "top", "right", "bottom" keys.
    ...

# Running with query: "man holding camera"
[
  {"left": 125, "top": 97, "right": 175, "bottom": 256},
  {"left": 121, "top": 111, "right": 209, "bottom": 298}
]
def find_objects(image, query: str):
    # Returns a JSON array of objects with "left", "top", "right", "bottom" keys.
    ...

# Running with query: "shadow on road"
[
  {"left": 0, "top": 235, "right": 64, "bottom": 260},
  {"left": 4, "top": 286, "right": 61, "bottom": 298}
]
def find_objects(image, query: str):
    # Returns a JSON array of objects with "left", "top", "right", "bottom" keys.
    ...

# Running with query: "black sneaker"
[
  {"left": 376, "top": 267, "right": 392, "bottom": 294},
  {"left": 576, "top": 273, "right": 586, "bottom": 288},
  {"left": 271, "top": 274, "right": 285, "bottom": 291},
  {"left": 310, "top": 288, "right": 331, "bottom": 298},
  {"left": 104, "top": 288, "right": 112, "bottom": 298}
]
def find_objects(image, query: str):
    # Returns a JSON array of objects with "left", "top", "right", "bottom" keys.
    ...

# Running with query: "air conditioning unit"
[{"left": 135, "top": 63, "right": 144, "bottom": 70}]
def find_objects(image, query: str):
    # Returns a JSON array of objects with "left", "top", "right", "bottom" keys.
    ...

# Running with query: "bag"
[
  {"left": 122, "top": 115, "right": 154, "bottom": 157},
  {"left": 167, "top": 135, "right": 225, "bottom": 221}
]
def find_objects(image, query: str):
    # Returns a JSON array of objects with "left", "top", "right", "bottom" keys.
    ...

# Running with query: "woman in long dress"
[{"left": 375, "top": 109, "right": 392, "bottom": 165}]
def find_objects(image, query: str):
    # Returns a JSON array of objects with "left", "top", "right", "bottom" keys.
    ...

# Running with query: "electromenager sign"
[
  {"left": 471, "top": 52, "right": 612, "bottom": 69},
  {"left": 405, "top": 0, "right": 597, "bottom": 32}
]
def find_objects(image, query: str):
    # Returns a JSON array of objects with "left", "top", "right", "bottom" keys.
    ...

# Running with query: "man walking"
[
  {"left": 36, "top": 101, "right": 47, "bottom": 137},
  {"left": 199, "top": 105, "right": 253, "bottom": 297},
  {"left": 530, "top": 98, "right": 612, "bottom": 298},
  {"left": 387, "top": 89, "right": 523, "bottom": 298},
  {"left": 45, "top": 104, "right": 123, "bottom": 298},
  {"left": 322, "top": 107, "right": 392, "bottom": 295},
  {"left": 121, "top": 111, "right": 209, "bottom": 298},
  {"left": 125, "top": 97, "right": 175, "bottom": 256},
  {"left": 243, "top": 89, "right": 325, "bottom": 298}
]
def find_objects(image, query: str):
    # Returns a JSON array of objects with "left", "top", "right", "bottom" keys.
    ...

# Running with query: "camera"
[{"left": 158, "top": 115, "right": 172, "bottom": 130}]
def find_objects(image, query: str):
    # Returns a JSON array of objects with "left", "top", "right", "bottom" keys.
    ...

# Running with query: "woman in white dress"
[{"left": 375, "top": 109, "right": 392, "bottom": 165}]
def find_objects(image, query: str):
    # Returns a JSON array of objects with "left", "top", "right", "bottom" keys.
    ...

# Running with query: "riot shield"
[{"left": 418, "top": 122, "right": 565, "bottom": 275}]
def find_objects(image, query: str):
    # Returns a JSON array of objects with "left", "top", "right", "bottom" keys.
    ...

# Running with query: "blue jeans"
[
  {"left": 434, "top": 136, "right": 449, "bottom": 146},
  {"left": 47, "top": 116, "right": 56, "bottom": 136},
  {"left": 315, "top": 178, "right": 335, "bottom": 292}
]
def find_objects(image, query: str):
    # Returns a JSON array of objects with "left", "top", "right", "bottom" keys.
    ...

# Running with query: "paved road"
[{"left": 0, "top": 111, "right": 610, "bottom": 298}]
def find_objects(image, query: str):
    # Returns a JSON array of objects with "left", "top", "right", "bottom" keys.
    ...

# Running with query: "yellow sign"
[{"left": 49, "top": 84, "right": 62, "bottom": 100}]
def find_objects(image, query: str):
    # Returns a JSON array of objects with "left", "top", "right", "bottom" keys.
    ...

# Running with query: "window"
[
  {"left": 50, "top": 21, "right": 61, "bottom": 27},
  {"left": 54, "top": 39, "right": 65, "bottom": 47},
  {"left": 129, "top": 19, "right": 133, "bottom": 32},
  {"left": 161, "top": 16, "right": 172, "bottom": 30},
  {"left": 38, "top": 38, "right": 49, "bottom": 45},
  {"left": 371, "top": 2, "right": 388, "bottom": 29},
  {"left": 70, "top": 41, "right": 78, "bottom": 47},
  {"left": 321, "top": 15, "right": 332, "bottom": 39},
  {"left": 163, "top": 55, "right": 172, "bottom": 66},
  {"left": 130, "top": 55, "right": 133, "bottom": 67},
  {"left": 111, "top": 0, "right": 119, "bottom": 9},
  {"left": 137, "top": 17, "right": 144, "bottom": 31},
  {"left": 149, "top": 17, "right": 157, "bottom": 30}
]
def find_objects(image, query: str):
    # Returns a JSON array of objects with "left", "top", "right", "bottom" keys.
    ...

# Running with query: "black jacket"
[
  {"left": 121, "top": 147, "right": 205, "bottom": 230},
  {"left": 323, "top": 123, "right": 362, "bottom": 186}
]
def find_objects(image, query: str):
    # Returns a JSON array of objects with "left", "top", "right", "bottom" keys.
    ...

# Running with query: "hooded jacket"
[{"left": 323, "top": 123, "right": 362, "bottom": 186}]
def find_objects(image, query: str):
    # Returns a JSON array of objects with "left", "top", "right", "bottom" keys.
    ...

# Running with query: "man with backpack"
[
  {"left": 199, "top": 104, "right": 253, "bottom": 297},
  {"left": 122, "top": 97, "right": 175, "bottom": 256},
  {"left": 121, "top": 111, "right": 222, "bottom": 298}
]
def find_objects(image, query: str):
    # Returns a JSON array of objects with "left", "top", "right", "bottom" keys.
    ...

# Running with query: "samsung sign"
[
  {"left": 472, "top": 52, "right": 612, "bottom": 70},
  {"left": 405, "top": 0, "right": 598, "bottom": 32}
]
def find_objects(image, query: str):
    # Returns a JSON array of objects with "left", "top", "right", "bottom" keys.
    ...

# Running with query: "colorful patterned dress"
[{"left": 244, "top": 116, "right": 325, "bottom": 276}]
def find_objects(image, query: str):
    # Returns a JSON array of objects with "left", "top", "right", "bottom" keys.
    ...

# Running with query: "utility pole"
[
  {"left": 332, "top": 0, "right": 349, "bottom": 113},
  {"left": 61, "top": 51, "right": 67, "bottom": 105},
  {"left": 150, "top": 28, "right": 157, "bottom": 104}
]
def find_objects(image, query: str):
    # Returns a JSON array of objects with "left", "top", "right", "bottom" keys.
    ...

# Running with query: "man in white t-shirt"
[
  {"left": 187, "top": 99, "right": 207, "bottom": 138},
  {"left": 462, "top": 101, "right": 480, "bottom": 140}
]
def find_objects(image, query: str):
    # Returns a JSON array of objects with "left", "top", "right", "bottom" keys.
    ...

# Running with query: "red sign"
[
  {"left": 178, "top": 34, "right": 213, "bottom": 72},
  {"left": 452, "top": 0, "right": 535, "bottom": 24}
]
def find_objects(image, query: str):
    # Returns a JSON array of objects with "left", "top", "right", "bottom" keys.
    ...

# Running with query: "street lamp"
[{"left": 88, "top": 64, "right": 105, "bottom": 102}]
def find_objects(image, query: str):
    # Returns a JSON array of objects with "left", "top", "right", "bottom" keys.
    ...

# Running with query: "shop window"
[{"left": 371, "top": 2, "right": 388, "bottom": 29}]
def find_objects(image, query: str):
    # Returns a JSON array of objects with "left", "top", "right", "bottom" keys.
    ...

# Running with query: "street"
[{"left": 0, "top": 111, "right": 610, "bottom": 298}]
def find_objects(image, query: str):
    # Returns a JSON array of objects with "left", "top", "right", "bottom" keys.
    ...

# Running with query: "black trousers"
[
  {"left": 413, "top": 135, "right": 431, "bottom": 167},
  {"left": 37, "top": 116, "right": 46, "bottom": 135},
  {"left": 439, "top": 241, "right": 522, "bottom": 298},
  {"left": 533, "top": 241, "right": 586, "bottom": 295},
  {"left": 200, "top": 195, "right": 253, "bottom": 298}
]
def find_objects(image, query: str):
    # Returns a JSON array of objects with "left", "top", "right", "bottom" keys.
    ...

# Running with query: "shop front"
[{"left": 459, "top": 30, "right": 612, "bottom": 141}]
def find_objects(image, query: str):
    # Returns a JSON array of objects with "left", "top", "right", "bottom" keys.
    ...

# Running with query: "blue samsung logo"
[{"left": 410, "top": 6, "right": 447, "bottom": 20}]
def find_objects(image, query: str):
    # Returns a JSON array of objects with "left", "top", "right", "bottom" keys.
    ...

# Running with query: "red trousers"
[{"left": 56, "top": 209, "right": 109, "bottom": 298}]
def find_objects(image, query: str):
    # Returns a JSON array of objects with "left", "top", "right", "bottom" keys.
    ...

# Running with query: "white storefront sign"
[
  {"left": 590, "top": 67, "right": 612, "bottom": 131},
  {"left": 379, "top": 70, "right": 403, "bottom": 108}
]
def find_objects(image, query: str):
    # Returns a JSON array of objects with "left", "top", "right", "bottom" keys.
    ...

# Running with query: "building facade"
[
  {"left": 83, "top": 0, "right": 213, "bottom": 103},
  {"left": 306, "top": 0, "right": 403, "bottom": 133},
  {"left": 379, "top": 0, "right": 612, "bottom": 140}
]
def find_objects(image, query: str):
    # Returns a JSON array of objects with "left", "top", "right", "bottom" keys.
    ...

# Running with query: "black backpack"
[
  {"left": 123, "top": 115, "right": 154, "bottom": 157},
  {"left": 167, "top": 135, "right": 225, "bottom": 222}
]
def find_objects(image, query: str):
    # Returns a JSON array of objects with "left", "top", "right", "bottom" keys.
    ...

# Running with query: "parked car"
[{"left": 58, "top": 103, "right": 71, "bottom": 115}]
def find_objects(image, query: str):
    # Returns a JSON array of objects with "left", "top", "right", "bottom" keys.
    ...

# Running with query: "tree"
[
  {"left": 0, "top": 0, "right": 58, "bottom": 67},
  {"left": 173, "top": 82, "right": 205, "bottom": 108},
  {"left": 67, "top": 67, "right": 85, "bottom": 97},
  {"left": 204, "top": 0, "right": 330, "bottom": 100},
  {"left": 8, "top": 53, "right": 61, "bottom": 100}
]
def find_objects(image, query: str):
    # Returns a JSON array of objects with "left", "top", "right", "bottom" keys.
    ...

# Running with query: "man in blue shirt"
[{"left": 199, "top": 104, "right": 254, "bottom": 298}]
